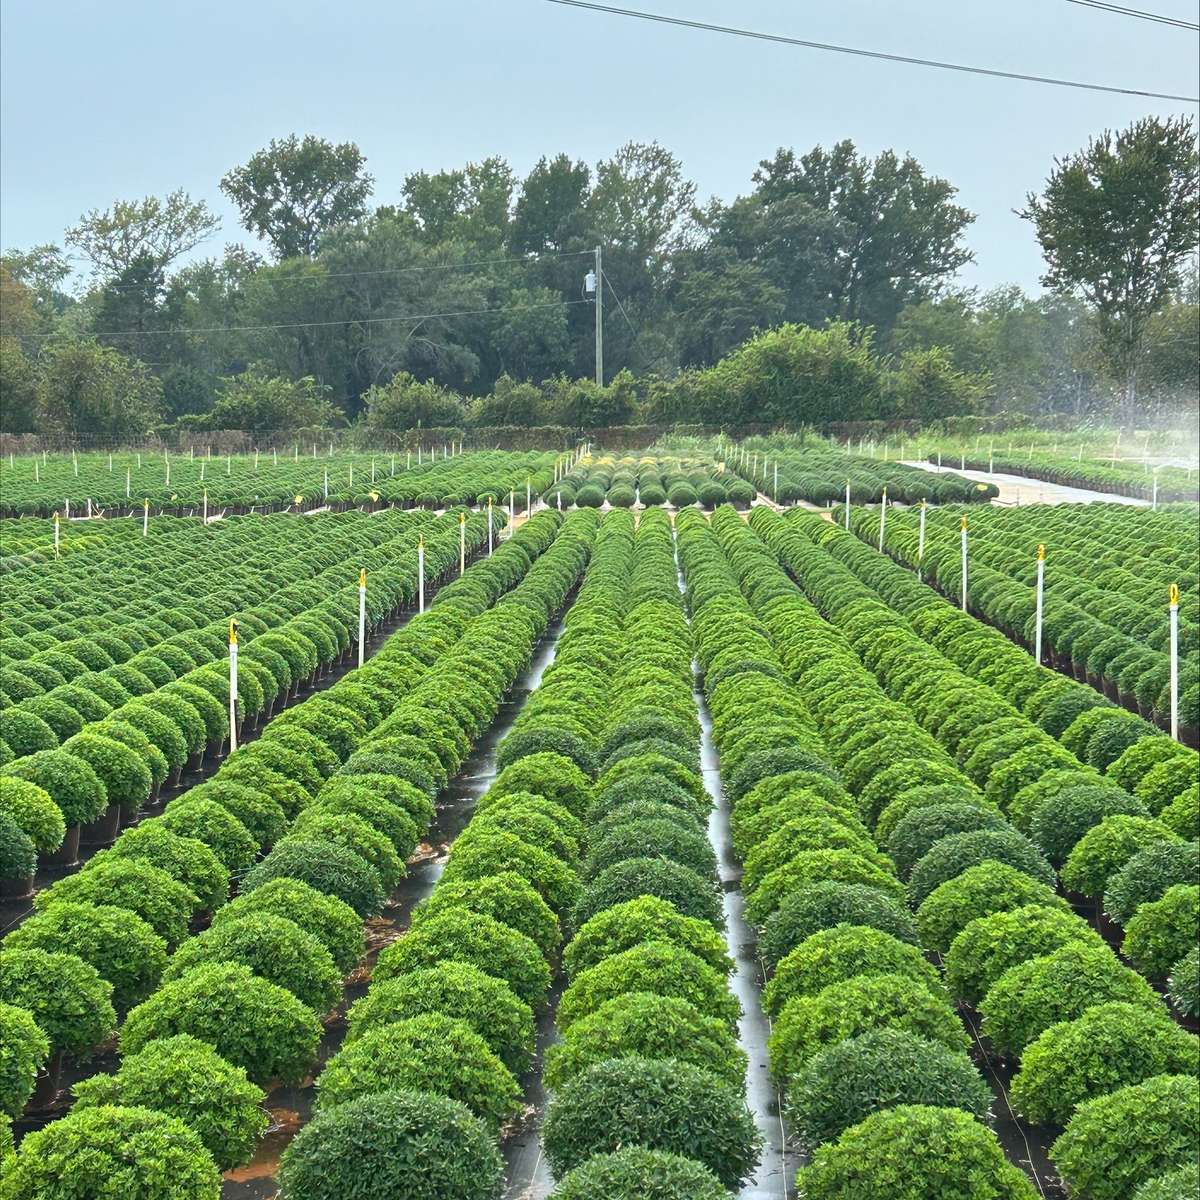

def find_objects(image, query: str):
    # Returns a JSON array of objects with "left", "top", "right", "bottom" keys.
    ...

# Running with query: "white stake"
[
  {"left": 878, "top": 488, "right": 888, "bottom": 552},
  {"left": 960, "top": 516, "right": 969, "bottom": 612},
  {"left": 323, "top": 468, "right": 329, "bottom": 500},
  {"left": 1169, "top": 584, "right": 1180, "bottom": 741},
  {"left": 526, "top": 477, "right": 532, "bottom": 515},
  {"left": 53, "top": 512, "right": 60, "bottom": 558},
  {"left": 108, "top": 454, "right": 113, "bottom": 471},
  {"left": 255, "top": 449, "right": 259, "bottom": 469},
  {"left": 844, "top": 481, "right": 851, "bottom": 529},
  {"left": 358, "top": 569, "right": 367, "bottom": 667},
  {"left": 509, "top": 489, "right": 515, "bottom": 531},
  {"left": 417, "top": 536, "right": 425, "bottom": 613},
  {"left": 65, "top": 497, "right": 70, "bottom": 518},
  {"left": 917, "top": 499, "right": 927, "bottom": 579},
  {"left": 459, "top": 512, "right": 466, "bottom": 575},
  {"left": 126, "top": 468, "right": 131, "bottom": 498},
  {"left": 1034, "top": 544, "right": 1046, "bottom": 664},
  {"left": 86, "top": 497, "right": 91, "bottom": 518},
  {"left": 371, "top": 458, "right": 376, "bottom": 484},
  {"left": 200, "top": 461, "right": 206, "bottom": 481},
  {"left": 34, "top": 461, "right": 39, "bottom": 482},
  {"left": 165, "top": 460, "right": 170, "bottom": 487},
  {"left": 143, "top": 498, "right": 149, "bottom": 537},
  {"left": 203, "top": 489, "right": 208, "bottom": 524},
  {"left": 228, "top": 620, "right": 239, "bottom": 754},
  {"left": 773, "top": 462, "right": 779, "bottom": 502}
]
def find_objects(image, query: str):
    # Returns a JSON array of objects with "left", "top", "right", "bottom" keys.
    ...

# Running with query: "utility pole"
[{"left": 593, "top": 246, "right": 603, "bottom": 387}]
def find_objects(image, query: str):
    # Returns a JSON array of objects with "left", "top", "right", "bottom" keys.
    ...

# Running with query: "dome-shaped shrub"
[
  {"left": 1169, "top": 945, "right": 1199, "bottom": 1018},
  {"left": 1051, "top": 1075, "right": 1199, "bottom": 1200},
  {"left": 276, "top": 1088, "right": 502, "bottom": 1200},
  {"left": 373, "top": 909, "right": 550, "bottom": 1007},
  {"left": 786, "top": 1029, "right": 991, "bottom": 1148},
  {"left": 764, "top": 926, "right": 944, "bottom": 1017},
  {"left": 1, "top": 1105, "right": 221, "bottom": 1199},
  {"left": 747, "top": 849, "right": 904, "bottom": 927},
  {"left": 563, "top": 895, "right": 732, "bottom": 979},
  {"left": 0, "top": 708, "right": 58, "bottom": 758},
  {"left": 61, "top": 731, "right": 151, "bottom": 812},
  {"left": 209, "top": 877, "right": 364, "bottom": 974},
  {"left": 575, "top": 857, "right": 723, "bottom": 929},
  {"left": 759, "top": 882, "right": 918, "bottom": 969},
  {"left": 35, "top": 856, "right": 197, "bottom": 947},
  {"left": 410, "top": 871, "right": 561, "bottom": 958},
  {"left": 545, "top": 991, "right": 746, "bottom": 1091},
  {"left": 72, "top": 1034, "right": 267, "bottom": 1170},
  {"left": 1010, "top": 1002, "right": 1200, "bottom": 1126},
  {"left": 769, "top": 971, "right": 968, "bottom": 1082},
  {"left": 1122, "top": 883, "right": 1200, "bottom": 979},
  {"left": 1104, "top": 840, "right": 1200, "bottom": 925},
  {"left": 282, "top": 811, "right": 404, "bottom": 891},
  {"left": 105, "top": 822, "right": 229, "bottom": 912},
  {"left": 120, "top": 960, "right": 321, "bottom": 1086},
  {"left": 798, "top": 1104, "right": 1037, "bottom": 1200},
  {"left": 1, "top": 748, "right": 107, "bottom": 826},
  {"left": 441, "top": 829, "right": 580, "bottom": 916},
  {"left": 160, "top": 798, "right": 258, "bottom": 875},
  {"left": 1061, "top": 815, "right": 1181, "bottom": 897},
  {"left": 543, "top": 1057, "right": 761, "bottom": 1189},
  {"left": 163, "top": 911, "right": 341, "bottom": 1014},
  {"left": 907, "top": 828, "right": 1054, "bottom": 907},
  {"left": 242, "top": 837, "right": 385, "bottom": 917},
  {"left": 1132, "top": 1167, "right": 1200, "bottom": 1200},
  {"left": 317, "top": 1014, "right": 520, "bottom": 1129},
  {"left": 943, "top": 903, "right": 1100, "bottom": 1006},
  {"left": 1030, "top": 785, "right": 1150, "bottom": 866},
  {"left": 547, "top": 1147, "right": 727, "bottom": 1200},
  {"left": 916, "top": 860, "right": 1071, "bottom": 953},
  {"left": 0, "top": 776, "right": 64, "bottom": 853},
  {"left": 0, "top": 947, "right": 116, "bottom": 1056},
  {"left": 6, "top": 901, "right": 167, "bottom": 1009},
  {"left": 345, "top": 961, "right": 535, "bottom": 1075},
  {"left": 0, "top": 1000, "right": 49, "bottom": 1118},
  {"left": 584, "top": 819, "right": 716, "bottom": 882},
  {"left": 0, "top": 812, "right": 36, "bottom": 884},
  {"left": 557, "top": 940, "right": 739, "bottom": 1030},
  {"left": 887, "top": 802, "right": 1008, "bottom": 878},
  {"left": 979, "top": 941, "right": 1161, "bottom": 1057}
]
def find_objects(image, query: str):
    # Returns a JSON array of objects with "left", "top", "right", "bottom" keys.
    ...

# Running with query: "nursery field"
[{"left": 0, "top": 452, "right": 1197, "bottom": 1200}]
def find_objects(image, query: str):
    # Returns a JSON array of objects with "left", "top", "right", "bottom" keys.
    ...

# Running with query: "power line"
[
  {"left": 1064, "top": 0, "right": 1200, "bottom": 31},
  {"left": 81, "top": 247, "right": 596, "bottom": 293},
  {"left": 14, "top": 298, "right": 591, "bottom": 341},
  {"left": 544, "top": 0, "right": 1200, "bottom": 103}
]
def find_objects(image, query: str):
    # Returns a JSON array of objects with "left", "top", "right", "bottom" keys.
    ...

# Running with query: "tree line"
[{"left": 1, "top": 117, "right": 1195, "bottom": 440}]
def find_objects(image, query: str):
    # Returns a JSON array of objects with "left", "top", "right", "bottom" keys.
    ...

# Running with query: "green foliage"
[
  {"left": 0, "top": 947, "right": 116, "bottom": 1056},
  {"left": 545, "top": 991, "right": 746, "bottom": 1091},
  {"left": 562, "top": 895, "right": 732, "bottom": 979},
  {"left": 242, "top": 837, "right": 385, "bottom": 917},
  {"left": 1122, "top": 884, "right": 1200, "bottom": 979},
  {"left": 61, "top": 730, "right": 152, "bottom": 811},
  {"left": 1010, "top": 1002, "right": 1200, "bottom": 1126},
  {"left": 72, "top": 1034, "right": 267, "bottom": 1171},
  {"left": 916, "top": 860, "right": 1073, "bottom": 953},
  {"left": 547, "top": 1148, "right": 726, "bottom": 1200},
  {"left": 105, "top": 821, "right": 230, "bottom": 912},
  {"left": 120, "top": 960, "right": 322, "bottom": 1085},
  {"left": 1169, "top": 946, "right": 1200, "bottom": 1017},
  {"left": 575, "top": 857, "right": 723, "bottom": 929},
  {"left": 276, "top": 1089, "right": 503, "bottom": 1200},
  {"left": 944, "top": 903, "right": 1100, "bottom": 1006},
  {"left": 786, "top": 1030, "right": 992, "bottom": 1149},
  {"left": 163, "top": 911, "right": 342, "bottom": 1013},
  {"left": 542, "top": 1057, "right": 762, "bottom": 1190},
  {"left": 441, "top": 828, "right": 580, "bottom": 916},
  {"left": 210, "top": 877, "right": 364, "bottom": 974},
  {"left": 374, "top": 908, "right": 550, "bottom": 1007},
  {"left": 1104, "top": 839, "right": 1200, "bottom": 924},
  {"left": 1132, "top": 1167, "right": 1200, "bottom": 1200},
  {"left": 764, "top": 926, "right": 944, "bottom": 1017},
  {"left": 0, "top": 812, "right": 36, "bottom": 882},
  {"left": 1029, "top": 785, "right": 1149, "bottom": 866},
  {"left": 1, "top": 748, "right": 107, "bottom": 825},
  {"left": 284, "top": 810, "right": 404, "bottom": 891},
  {"left": 798, "top": 1104, "right": 1038, "bottom": 1200},
  {"left": 411, "top": 872, "right": 560, "bottom": 959},
  {"left": 979, "top": 941, "right": 1162, "bottom": 1056},
  {"left": 0, "top": 1000, "right": 49, "bottom": 1118},
  {"left": 35, "top": 856, "right": 198, "bottom": 947},
  {"left": 0, "top": 776, "right": 65, "bottom": 852},
  {"left": 557, "top": 940, "right": 740, "bottom": 1030},
  {"left": 345, "top": 962, "right": 535, "bottom": 1075},
  {"left": 759, "top": 882, "right": 918, "bottom": 970},
  {"left": 160, "top": 798, "right": 258, "bottom": 875},
  {"left": 1, "top": 1104, "right": 221, "bottom": 1199},
  {"left": 1051, "top": 1074, "right": 1200, "bottom": 1200},
  {"left": 1062, "top": 815, "right": 1181, "bottom": 897},
  {"left": 769, "top": 972, "right": 968, "bottom": 1083},
  {"left": 906, "top": 828, "right": 1054, "bottom": 907},
  {"left": 6, "top": 901, "right": 167, "bottom": 1009},
  {"left": 317, "top": 1014, "right": 521, "bottom": 1129}
]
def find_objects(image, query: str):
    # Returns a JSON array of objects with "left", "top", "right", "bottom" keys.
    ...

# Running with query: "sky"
[{"left": 2, "top": 0, "right": 1197, "bottom": 297}]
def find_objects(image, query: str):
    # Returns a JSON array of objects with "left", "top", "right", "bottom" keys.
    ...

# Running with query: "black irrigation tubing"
[{"left": 0, "top": 545, "right": 487, "bottom": 939}]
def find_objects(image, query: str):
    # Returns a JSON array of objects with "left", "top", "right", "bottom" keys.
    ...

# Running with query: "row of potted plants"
[
  {"left": 0, "top": 449, "right": 559, "bottom": 516},
  {"left": 0, "top": 508, "right": 577, "bottom": 1181},
  {"left": 549, "top": 453, "right": 756, "bottom": 511},
  {"left": 0, "top": 509, "right": 494, "bottom": 889},
  {"left": 848, "top": 501, "right": 1199, "bottom": 743},
  {"left": 744, "top": 504, "right": 1198, "bottom": 1198}
]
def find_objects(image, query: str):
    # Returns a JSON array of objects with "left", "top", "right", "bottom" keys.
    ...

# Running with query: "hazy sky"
[{"left": 2, "top": 0, "right": 1197, "bottom": 295}]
